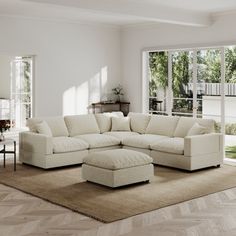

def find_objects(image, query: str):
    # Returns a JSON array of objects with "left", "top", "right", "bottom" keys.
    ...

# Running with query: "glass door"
[
  {"left": 148, "top": 51, "right": 168, "bottom": 115},
  {"left": 172, "top": 50, "right": 194, "bottom": 117},
  {"left": 11, "top": 57, "right": 33, "bottom": 129},
  {"left": 197, "top": 48, "right": 221, "bottom": 122},
  {"left": 224, "top": 46, "right": 236, "bottom": 160}
]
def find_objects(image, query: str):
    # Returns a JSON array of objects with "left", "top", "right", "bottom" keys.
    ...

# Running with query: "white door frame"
[{"left": 220, "top": 47, "right": 226, "bottom": 157}]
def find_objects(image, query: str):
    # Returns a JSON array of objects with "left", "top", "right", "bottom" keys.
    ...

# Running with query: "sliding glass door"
[{"left": 148, "top": 48, "right": 222, "bottom": 120}]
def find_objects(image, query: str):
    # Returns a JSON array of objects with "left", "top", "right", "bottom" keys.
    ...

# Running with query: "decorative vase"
[
  {"left": 0, "top": 133, "right": 5, "bottom": 142},
  {"left": 116, "top": 95, "right": 122, "bottom": 102}
]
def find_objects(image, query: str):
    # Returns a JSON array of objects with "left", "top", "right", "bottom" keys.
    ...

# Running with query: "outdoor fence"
[{"left": 185, "top": 83, "right": 236, "bottom": 96}]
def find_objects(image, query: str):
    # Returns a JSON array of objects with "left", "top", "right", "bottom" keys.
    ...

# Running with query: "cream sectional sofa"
[{"left": 19, "top": 112, "right": 223, "bottom": 171}]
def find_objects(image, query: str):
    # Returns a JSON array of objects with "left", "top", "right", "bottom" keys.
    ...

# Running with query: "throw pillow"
[
  {"left": 35, "top": 121, "right": 53, "bottom": 137},
  {"left": 111, "top": 117, "right": 131, "bottom": 131},
  {"left": 187, "top": 122, "right": 206, "bottom": 136}
]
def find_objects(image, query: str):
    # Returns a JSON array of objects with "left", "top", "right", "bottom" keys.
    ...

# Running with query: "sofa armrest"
[
  {"left": 19, "top": 131, "right": 53, "bottom": 155},
  {"left": 184, "top": 133, "right": 223, "bottom": 157}
]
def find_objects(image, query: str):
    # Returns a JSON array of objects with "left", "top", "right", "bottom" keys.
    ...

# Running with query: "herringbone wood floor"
[{"left": 1, "top": 183, "right": 236, "bottom": 236}]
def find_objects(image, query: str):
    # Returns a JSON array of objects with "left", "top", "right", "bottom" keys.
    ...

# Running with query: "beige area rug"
[{"left": 0, "top": 163, "right": 236, "bottom": 223}]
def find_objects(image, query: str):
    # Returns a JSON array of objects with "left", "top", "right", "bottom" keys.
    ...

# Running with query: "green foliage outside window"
[{"left": 149, "top": 47, "right": 236, "bottom": 114}]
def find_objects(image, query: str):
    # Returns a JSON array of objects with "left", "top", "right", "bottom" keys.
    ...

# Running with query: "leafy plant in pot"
[
  {"left": 0, "top": 121, "right": 10, "bottom": 141},
  {"left": 112, "top": 84, "right": 124, "bottom": 102}
]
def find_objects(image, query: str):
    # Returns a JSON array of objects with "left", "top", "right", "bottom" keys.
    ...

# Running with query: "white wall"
[
  {"left": 0, "top": 16, "right": 121, "bottom": 116},
  {"left": 121, "top": 13, "right": 236, "bottom": 112},
  {"left": 0, "top": 55, "right": 14, "bottom": 99}
]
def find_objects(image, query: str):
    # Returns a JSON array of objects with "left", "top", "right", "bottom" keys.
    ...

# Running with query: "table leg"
[
  {"left": 3, "top": 145, "right": 5, "bottom": 168},
  {"left": 14, "top": 141, "right": 16, "bottom": 171}
]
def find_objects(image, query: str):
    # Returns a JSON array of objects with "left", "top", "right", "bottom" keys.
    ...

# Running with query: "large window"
[{"left": 145, "top": 46, "right": 236, "bottom": 160}]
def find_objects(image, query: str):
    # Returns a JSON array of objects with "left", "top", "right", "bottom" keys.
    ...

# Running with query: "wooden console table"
[{"left": 92, "top": 102, "right": 130, "bottom": 116}]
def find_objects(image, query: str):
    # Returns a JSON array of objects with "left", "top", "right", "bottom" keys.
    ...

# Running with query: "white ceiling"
[
  {"left": 0, "top": 0, "right": 236, "bottom": 27},
  {"left": 129, "top": 0, "right": 236, "bottom": 13}
]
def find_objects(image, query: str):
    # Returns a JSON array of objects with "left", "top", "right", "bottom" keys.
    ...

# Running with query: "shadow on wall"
[{"left": 63, "top": 66, "right": 108, "bottom": 115}]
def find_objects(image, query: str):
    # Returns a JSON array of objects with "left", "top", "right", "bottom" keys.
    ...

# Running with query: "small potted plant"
[
  {"left": 0, "top": 121, "right": 10, "bottom": 141},
  {"left": 112, "top": 84, "right": 124, "bottom": 102}
]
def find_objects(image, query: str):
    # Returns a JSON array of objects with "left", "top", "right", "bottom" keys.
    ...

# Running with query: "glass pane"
[
  {"left": 11, "top": 94, "right": 31, "bottom": 103},
  {"left": 172, "top": 51, "right": 193, "bottom": 116},
  {"left": 11, "top": 57, "right": 32, "bottom": 129},
  {"left": 197, "top": 49, "right": 221, "bottom": 138},
  {"left": 172, "top": 98, "right": 193, "bottom": 116},
  {"left": 225, "top": 46, "right": 236, "bottom": 159},
  {"left": 21, "top": 60, "right": 32, "bottom": 94},
  {"left": 149, "top": 51, "right": 168, "bottom": 114},
  {"left": 196, "top": 99, "right": 203, "bottom": 118}
]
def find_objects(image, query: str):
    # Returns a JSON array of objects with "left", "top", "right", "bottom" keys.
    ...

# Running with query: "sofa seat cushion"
[
  {"left": 104, "top": 131, "right": 139, "bottom": 142},
  {"left": 52, "top": 137, "right": 89, "bottom": 154},
  {"left": 75, "top": 134, "right": 120, "bottom": 149},
  {"left": 150, "top": 137, "right": 184, "bottom": 155},
  {"left": 122, "top": 134, "right": 168, "bottom": 149},
  {"left": 83, "top": 149, "right": 153, "bottom": 170}
]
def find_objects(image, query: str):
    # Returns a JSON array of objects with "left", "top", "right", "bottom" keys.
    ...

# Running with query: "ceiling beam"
[{"left": 25, "top": 0, "right": 212, "bottom": 27}]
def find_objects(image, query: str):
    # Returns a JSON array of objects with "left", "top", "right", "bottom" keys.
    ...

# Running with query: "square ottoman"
[{"left": 82, "top": 149, "right": 154, "bottom": 188}]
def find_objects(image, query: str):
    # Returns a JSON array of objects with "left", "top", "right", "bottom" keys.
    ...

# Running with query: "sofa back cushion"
[
  {"left": 128, "top": 112, "right": 151, "bottom": 134},
  {"left": 145, "top": 115, "right": 179, "bottom": 137},
  {"left": 95, "top": 113, "right": 112, "bottom": 133},
  {"left": 27, "top": 117, "right": 69, "bottom": 137},
  {"left": 64, "top": 114, "right": 100, "bottom": 136},
  {"left": 111, "top": 111, "right": 124, "bottom": 117},
  {"left": 95, "top": 112, "right": 124, "bottom": 133},
  {"left": 174, "top": 117, "right": 215, "bottom": 138}
]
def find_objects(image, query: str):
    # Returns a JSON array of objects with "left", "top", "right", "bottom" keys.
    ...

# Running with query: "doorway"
[{"left": 0, "top": 55, "right": 34, "bottom": 132}]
